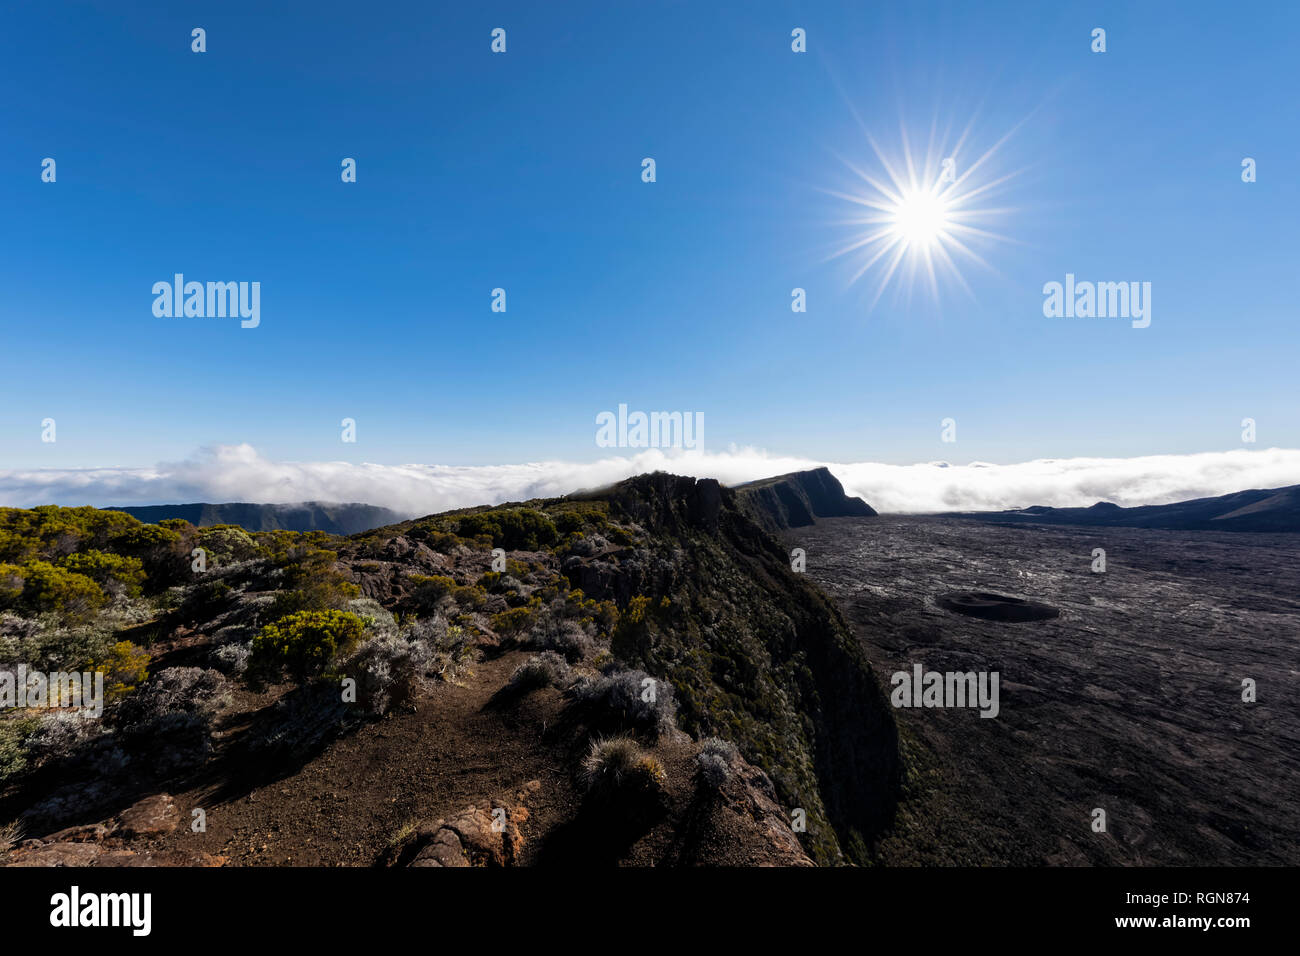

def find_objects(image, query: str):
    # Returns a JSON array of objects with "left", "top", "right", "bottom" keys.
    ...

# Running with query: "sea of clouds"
[{"left": 2, "top": 444, "right": 1299, "bottom": 517}]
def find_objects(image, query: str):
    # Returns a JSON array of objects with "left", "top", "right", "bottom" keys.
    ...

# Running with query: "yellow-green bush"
[
  {"left": 61, "top": 550, "right": 146, "bottom": 598},
  {"left": 0, "top": 560, "right": 107, "bottom": 621},
  {"left": 455, "top": 509, "right": 558, "bottom": 551},
  {"left": 490, "top": 606, "right": 534, "bottom": 636},
  {"left": 196, "top": 525, "right": 259, "bottom": 565},
  {"left": 0, "top": 564, "right": 23, "bottom": 607},
  {"left": 452, "top": 584, "right": 488, "bottom": 611},
  {"left": 0, "top": 506, "right": 140, "bottom": 562},
  {"left": 409, "top": 574, "right": 456, "bottom": 607},
  {"left": 611, "top": 595, "right": 656, "bottom": 657},
  {"left": 252, "top": 609, "right": 366, "bottom": 678},
  {"left": 91, "top": 640, "right": 151, "bottom": 701},
  {"left": 109, "top": 523, "right": 182, "bottom": 555},
  {"left": 267, "top": 547, "right": 360, "bottom": 618}
]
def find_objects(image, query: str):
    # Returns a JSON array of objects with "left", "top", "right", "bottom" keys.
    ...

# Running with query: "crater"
[{"left": 936, "top": 591, "right": 1061, "bottom": 623}]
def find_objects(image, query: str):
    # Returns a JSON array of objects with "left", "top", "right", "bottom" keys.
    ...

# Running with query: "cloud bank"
[{"left": 2, "top": 444, "right": 1298, "bottom": 517}]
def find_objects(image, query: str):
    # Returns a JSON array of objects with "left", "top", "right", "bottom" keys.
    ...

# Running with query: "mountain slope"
[
  {"left": 107, "top": 501, "right": 403, "bottom": 535},
  {"left": 4, "top": 471, "right": 899, "bottom": 867},
  {"left": 957, "top": 484, "right": 1300, "bottom": 532}
]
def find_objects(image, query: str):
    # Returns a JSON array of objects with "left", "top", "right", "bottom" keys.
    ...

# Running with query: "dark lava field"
[{"left": 791, "top": 515, "right": 1300, "bottom": 866}]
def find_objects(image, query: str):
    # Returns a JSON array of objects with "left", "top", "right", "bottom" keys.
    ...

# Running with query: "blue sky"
[{"left": 2, "top": 0, "right": 1297, "bottom": 487}]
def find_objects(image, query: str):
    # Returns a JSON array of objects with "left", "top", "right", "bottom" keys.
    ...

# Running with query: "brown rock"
[
  {"left": 40, "top": 823, "right": 108, "bottom": 844},
  {"left": 401, "top": 790, "right": 533, "bottom": 867},
  {"left": 409, "top": 828, "right": 471, "bottom": 867},
  {"left": 5, "top": 841, "right": 225, "bottom": 867},
  {"left": 114, "top": 794, "right": 180, "bottom": 837},
  {"left": 5, "top": 843, "right": 138, "bottom": 867}
]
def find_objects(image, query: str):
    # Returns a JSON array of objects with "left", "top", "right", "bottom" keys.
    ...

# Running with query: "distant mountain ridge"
[
  {"left": 956, "top": 484, "right": 1300, "bottom": 533},
  {"left": 106, "top": 501, "right": 404, "bottom": 535},
  {"left": 732, "top": 467, "right": 877, "bottom": 532}
]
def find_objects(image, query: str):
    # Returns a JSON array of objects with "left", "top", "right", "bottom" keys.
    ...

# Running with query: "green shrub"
[
  {"left": 409, "top": 574, "right": 456, "bottom": 609},
  {"left": 196, "top": 525, "right": 259, "bottom": 565},
  {"left": 611, "top": 595, "right": 668, "bottom": 657},
  {"left": 553, "top": 512, "right": 587, "bottom": 536},
  {"left": 0, "top": 716, "right": 41, "bottom": 782},
  {"left": 490, "top": 606, "right": 534, "bottom": 636},
  {"left": 452, "top": 585, "right": 488, "bottom": 611},
  {"left": 109, "top": 524, "right": 182, "bottom": 555},
  {"left": 108, "top": 523, "right": 185, "bottom": 587},
  {"left": 0, "top": 564, "right": 23, "bottom": 608},
  {"left": 268, "top": 580, "right": 360, "bottom": 620},
  {"left": 252, "top": 609, "right": 366, "bottom": 679},
  {"left": 0, "top": 530, "right": 36, "bottom": 565},
  {"left": 547, "top": 503, "right": 611, "bottom": 536},
  {"left": 267, "top": 548, "right": 360, "bottom": 618},
  {"left": 0, "top": 506, "right": 140, "bottom": 563},
  {"left": 0, "top": 561, "right": 107, "bottom": 621},
  {"left": 61, "top": 550, "right": 146, "bottom": 598},
  {"left": 405, "top": 525, "right": 464, "bottom": 553},
  {"left": 180, "top": 579, "right": 234, "bottom": 621},
  {"left": 90, "top": 640, "right": 151, "bottom": 701},
  {"left": 455, "top": 509, "right": 558, "bottom": 551}
]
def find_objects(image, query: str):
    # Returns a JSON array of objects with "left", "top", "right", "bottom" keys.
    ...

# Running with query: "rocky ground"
[
  {"left": 3, "top": 475, "right": 892, "bottom": 867},
  {"left": 8, "top": 646, "right": 809, "bottom": 867},
  {"left": 11, "top": 475, "right": 1286, "bottom": 868},
  {"left": 791, "top": 515, "right": 1300, "bottom": 865}
]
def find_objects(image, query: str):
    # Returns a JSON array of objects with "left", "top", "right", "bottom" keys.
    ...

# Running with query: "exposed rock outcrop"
[
  {"left": 387, "top": 781, "right": 538, "bottom": 867},
  {"left": 5, "top": 794, "right": 224, "bottom": 867},
  {"left": 564, "top": 471, "right": 900, "bottom": 864},
  {"left": 733, "top": 467, "right": 876, "bottom": 532}
]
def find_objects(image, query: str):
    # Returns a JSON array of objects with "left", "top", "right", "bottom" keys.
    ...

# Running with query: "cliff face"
[
  {"left": 733, "top": 467, "right": 877, "bottom": 533},
  {"left": 566, "top": 472, "right": 899, "bottom": 863}
]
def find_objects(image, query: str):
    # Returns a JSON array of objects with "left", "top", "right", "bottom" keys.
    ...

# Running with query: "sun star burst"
[{"left": 820, "top": 112, "right": 1028, "bottom": 309}]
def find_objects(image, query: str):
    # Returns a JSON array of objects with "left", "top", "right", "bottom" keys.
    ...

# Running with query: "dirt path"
[{"left": 149, "top": 650, "right": 579, "bottom": 866}]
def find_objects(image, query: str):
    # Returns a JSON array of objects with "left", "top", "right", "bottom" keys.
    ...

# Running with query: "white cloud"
[{"left": 1, "top": 443, "right": 1298, "bottom": 516}]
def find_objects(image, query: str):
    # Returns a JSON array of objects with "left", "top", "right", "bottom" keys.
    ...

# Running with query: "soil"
[{"left": 102, "top": 647, "right": 798, "bottom": 867}]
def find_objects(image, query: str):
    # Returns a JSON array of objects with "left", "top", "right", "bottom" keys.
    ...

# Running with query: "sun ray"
[
  {"left": 824, "top": 228, "right": 898, "bottom": 266},
  {"left": 847, "top": 234, "right": 905, "bottom": 285},
  {"left": 826, "top": 110, "right": 1028, "bottom": 308},
  {"left": 868, "top": 240, "right": 912, "bottom": 310}
]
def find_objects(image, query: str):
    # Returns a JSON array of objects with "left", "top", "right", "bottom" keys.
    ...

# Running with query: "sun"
[
  {"left": 819, "top": 112, "right": 1027, "bottom": 308},
  {"left": 890, "top": 187, "right": 952, "bottom": 249}
]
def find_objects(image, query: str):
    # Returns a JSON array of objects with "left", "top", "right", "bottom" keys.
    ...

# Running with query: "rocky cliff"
[
  {"left": 733, "top": 467, "right": 877, "bottom": 532},
  {"left": 573, "top": 472, "right": 899, "bottom": 862}
]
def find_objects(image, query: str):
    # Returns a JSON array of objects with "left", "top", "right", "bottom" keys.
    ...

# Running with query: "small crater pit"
[{"left": 937, "top": 591, "right": 1060, "bottom": 623}]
